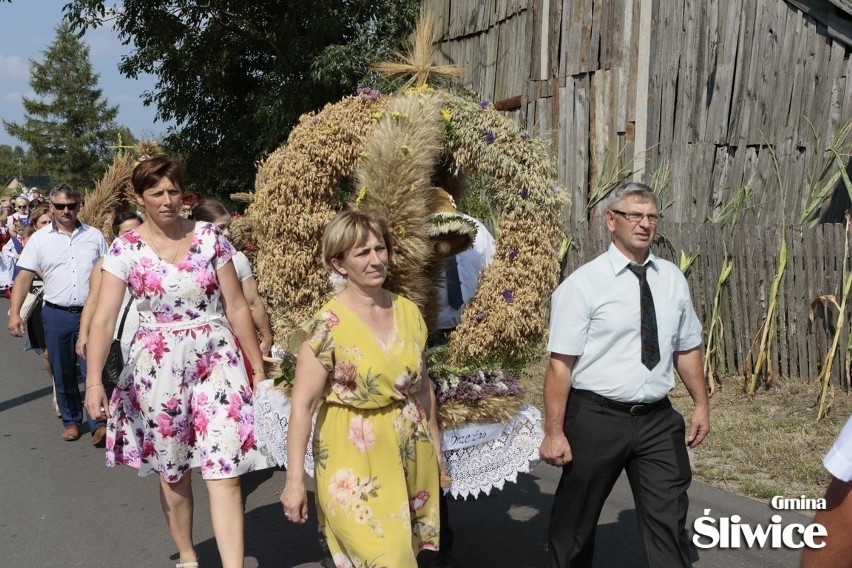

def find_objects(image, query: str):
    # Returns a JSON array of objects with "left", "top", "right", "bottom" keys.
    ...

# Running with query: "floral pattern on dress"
[
  {"left": 101, "top": 221, "right": 271, "bottom": 482},
  {"left": 301, "top": 294, "right": 440, "bottom": 567}
]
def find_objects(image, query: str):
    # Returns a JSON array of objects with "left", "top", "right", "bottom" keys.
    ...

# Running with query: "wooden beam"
[{"left": 785, "top": 0, "right": 852, "bottom": 45}]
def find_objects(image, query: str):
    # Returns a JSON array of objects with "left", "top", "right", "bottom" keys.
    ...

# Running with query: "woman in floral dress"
[
  {"left": 281, "top": 209, "right": 442, "bottom": 568},
  {"left": 84, "top": 156, "right": 270, "bottom": 568}
]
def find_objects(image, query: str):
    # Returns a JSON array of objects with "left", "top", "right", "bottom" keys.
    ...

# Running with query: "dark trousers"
[
  {"left": 548, "top": 391, "right": 692, "bottom": 568},
  {"left": 42, "top": 305, "right": 104, "bottom": 432}
]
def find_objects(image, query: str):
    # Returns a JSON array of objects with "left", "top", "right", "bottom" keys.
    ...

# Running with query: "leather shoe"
[
  {"left": 61, "top": 423, "right": 81, "bottom": 441},
  {"left": 91, "top": 425, "right": 107, "bottom": 447}
]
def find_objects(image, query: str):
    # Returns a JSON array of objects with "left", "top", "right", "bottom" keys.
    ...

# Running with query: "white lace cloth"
[
  {"left": 253, "top": 381, "right": 543, "bottom": 499},
  {"left": 253, "top": 381, "right": 316, "bottom": 475},
  {"left": 441, "top": 404, "right": 543, "bottom": 499}
]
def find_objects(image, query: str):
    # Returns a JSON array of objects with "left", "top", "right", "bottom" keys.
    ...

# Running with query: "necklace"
[{"left": 146, "top": 222, "right": 183, "bottom": 264}]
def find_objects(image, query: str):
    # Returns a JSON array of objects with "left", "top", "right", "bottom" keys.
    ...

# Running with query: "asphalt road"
[{"left": 0, "top": 297, "right": 819, "bottom": 567}]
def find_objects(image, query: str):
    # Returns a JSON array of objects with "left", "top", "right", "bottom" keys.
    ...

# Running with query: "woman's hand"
[
  {"left": 251, "top": 369, "right": 267, "bottom": 391},
  {"left": 84, "top": 383, "right": 111, "bottom": 420},
  {"left": 280, "top": 478, "right": 309, "bottom": 524},
  {"left": 75, "top": 333, "right": 87, "bottom": 359}
]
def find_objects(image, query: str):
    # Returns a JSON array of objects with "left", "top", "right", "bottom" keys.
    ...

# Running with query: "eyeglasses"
[
  {"left": 51, "top": 202, "right": 79, "bottom": 211},
  {"left": 610, "top": 210, "right": 661, "bottom": 225},
  {"left": 16, "top": 205, "right": 28, "bottom": 209}
]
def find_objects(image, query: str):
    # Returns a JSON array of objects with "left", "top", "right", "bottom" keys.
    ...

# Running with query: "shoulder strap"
[{"left": 115, "top": 297, "right": 133, "bottom": 339}]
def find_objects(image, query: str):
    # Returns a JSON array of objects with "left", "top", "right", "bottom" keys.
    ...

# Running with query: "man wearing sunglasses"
[
  {"left": 540, "top": 182, "right": 710, "bottom": 567},
  {"left": 7, "top": 184, "right": 108, "bottom": 445}
]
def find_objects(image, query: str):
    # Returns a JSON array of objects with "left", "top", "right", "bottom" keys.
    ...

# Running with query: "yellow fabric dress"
[{"left": 302, "top": 293, "right": 441, "bottom": 568}]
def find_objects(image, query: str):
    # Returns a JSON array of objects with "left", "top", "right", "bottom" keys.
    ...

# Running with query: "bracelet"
[
  {"left": 85, "top": 383, "right": 105, "bottom": 390},
  {"left": 253, "top": 370, "right": 266, "bottom": 376}
]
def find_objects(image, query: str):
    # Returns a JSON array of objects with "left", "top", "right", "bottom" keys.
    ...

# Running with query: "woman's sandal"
[{"left": 175, "top": 562, "right": 199, "bottom": 568}]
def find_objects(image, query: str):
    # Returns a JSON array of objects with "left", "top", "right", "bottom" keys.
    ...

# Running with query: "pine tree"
[{"left": 3, "top": 23, "right": 121, "bottom": 188}]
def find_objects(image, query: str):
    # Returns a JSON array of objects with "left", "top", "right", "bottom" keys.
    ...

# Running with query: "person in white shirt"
[
  {"left": 435, "top": 213, "right": 495, "bottom": 333},
  {"left": 540, "top": 182, "right": 710, "bottom": 568},
  {"left": 7, "top": 196, "right": 30, "bottom": 228},
  {"left": 801, "top": 415, "right": 852, "bottom": 568},
  {"left": 7, "top": 184, "right": 108, "bottom": 444},
  {"left": 189, "top": 197, "right": 273, "bottom": 355},
  {"left": 77, "top": 211, "right": 144, "bottom": 366}
]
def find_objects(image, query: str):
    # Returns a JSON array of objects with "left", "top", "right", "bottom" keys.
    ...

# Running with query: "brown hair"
[
  {"left": 131, "top": 155, "right": 185, "bottom": 195},
  {"left": 112, "top": 210, "right": 143, "bottom": 236},
  {"left": 189, "top": 197, "right": 230, "bottom": 223},
  {"left": 28, "top": 204, "right": 52, "bottom": 228},
  {"left": 322, "top": 209, "right": 394, "bottom": 273}
]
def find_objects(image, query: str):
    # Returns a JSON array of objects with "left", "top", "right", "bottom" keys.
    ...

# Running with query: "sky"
[{"left": 0, "top": 0, "right": 171, "bottom": 148}]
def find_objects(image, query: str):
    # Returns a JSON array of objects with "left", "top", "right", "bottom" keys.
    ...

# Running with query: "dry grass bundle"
[
  {"left": 437, "top": 397, "right": 523, "bottom": 430},
  {"left": 249, "top": 93, "right": 390, "bottom": 340},
  {"left": 249, "top": 87, "right": 566, "bottom": 425},
  {"left": 438, "top": 90, "right": 568, "bottom": 367},
  {"left": 79, "top": 151, "right": 136, "bottom": 241},
  {"left": 357, "top": 90, "right": 445, "bottom": 325}
]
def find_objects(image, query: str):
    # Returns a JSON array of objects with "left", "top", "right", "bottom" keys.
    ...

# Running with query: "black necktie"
[
  {"left": 627, "top": 264, "right": 660, "bottom": 370},
  {"left": 445, "top": 256, "right": 464, "bottom": 310}
]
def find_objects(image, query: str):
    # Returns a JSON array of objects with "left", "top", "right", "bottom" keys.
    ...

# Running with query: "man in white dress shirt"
[
  {"left": 7, "top": 184, "right": 108, "bottom": 444},
  {"left": 539, "top": 182, "right": 710, "bottom": 567}
]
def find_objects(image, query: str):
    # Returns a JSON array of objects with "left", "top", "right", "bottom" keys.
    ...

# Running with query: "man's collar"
[
  {"left": 50, "top": 219, "right": 83, "bottom": 232},
  {"left": 607, "top": 242, "right": 658, "bottom": 274}
]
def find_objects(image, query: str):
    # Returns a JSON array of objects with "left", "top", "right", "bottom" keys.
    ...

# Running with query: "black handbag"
[{"left": 102, "top": 297, "right": 133, "bottom": 386}]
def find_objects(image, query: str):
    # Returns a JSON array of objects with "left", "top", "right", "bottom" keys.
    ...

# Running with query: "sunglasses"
[{"left": 51, "top": 202, "right": 79, "bottom": 211}]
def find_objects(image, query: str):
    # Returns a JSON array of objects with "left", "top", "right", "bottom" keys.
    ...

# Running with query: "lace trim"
[
  {"left": 254, "top": 382, "right": 543, "bottom": 499},
  {"left": 254, "top": 381, "right": 316, "bottom": 475},
  {"left": 442, "top": 404, "right": 543, "bottom": 499}
]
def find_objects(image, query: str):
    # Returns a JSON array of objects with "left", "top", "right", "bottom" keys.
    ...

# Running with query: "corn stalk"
[
  {"left": 704, "top": 245, "right": 733, "bottom": 395},
  {"left": 678, "top": 250, "right": 699, "bottom": 278},
  {"left": 745, "top": 142, "right": 788, "bottom": 395},
  {"left": 799, "top": 119, "right": 852, "bottom": 227},
  {"left": 812, "top": 215, "right": 852, "bottom": 419},
  {"left": 703, "top": 180, "right": 753, "bottom": 392},
  {"left": 585, "top": 146, "right": 636, "bottom": 217}
]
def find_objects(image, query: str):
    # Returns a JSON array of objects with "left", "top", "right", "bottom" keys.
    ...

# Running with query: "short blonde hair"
[{"left": 322, "top": 209, "right": 394, "bottom": 272}]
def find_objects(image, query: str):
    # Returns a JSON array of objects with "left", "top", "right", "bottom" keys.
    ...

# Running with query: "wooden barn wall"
[
  {"left": 426, "top": 0, "right": 852, "bottom": 385},
  {"left": 427, "top": 0, "right": 852, "bottom": 226}
]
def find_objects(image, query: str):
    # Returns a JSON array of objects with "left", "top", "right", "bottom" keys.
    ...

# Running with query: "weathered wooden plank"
[
  {"left": 705, "top": 0, "right": 740, "bottom": 144},
  {"left": 588, "top": 0, "right": 603, "bottom": 71},
  {"left": 825, "top": 39, "right": 847, "bottom": 139},
  {"left": 771, "top": 6, "right": 797, "bottom": 144},
  {"left": 726, "top": 0, "right": 759, "bottom": 145},
  {"left": 757, "top": 0, "right": 785, "bottom": 142}
]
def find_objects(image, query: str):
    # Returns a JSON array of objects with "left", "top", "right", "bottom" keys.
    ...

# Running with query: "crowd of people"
[{"left": 3, "top": 164, "right": 848, "bottom": 568}]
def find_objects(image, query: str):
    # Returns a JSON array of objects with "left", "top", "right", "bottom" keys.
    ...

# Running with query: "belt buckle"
[{"left": 629, "top": 404, "right": 645, "bottom": 416}]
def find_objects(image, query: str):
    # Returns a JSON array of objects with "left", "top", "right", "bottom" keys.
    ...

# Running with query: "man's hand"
[
  {"left": 540, "top": 432, "right": 573, "bottom": 467},
  {"left": 7, "top": 313, "right": 23, "bottom": 337},
  {"left": 687, "top": 404, "right": 710, "bottom": 448}
]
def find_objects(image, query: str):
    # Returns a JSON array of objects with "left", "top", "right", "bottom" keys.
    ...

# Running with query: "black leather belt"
[
  {"left": 571, "top": 388, "right": 671, "bottom": 416},
  {"left": 44, "top": 301, "right": 84, "bottom": 313}
]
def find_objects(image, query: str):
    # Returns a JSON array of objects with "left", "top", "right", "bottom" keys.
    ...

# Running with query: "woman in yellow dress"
[{"left": 281, "top": 209, "right": 441, "bottom": 567}]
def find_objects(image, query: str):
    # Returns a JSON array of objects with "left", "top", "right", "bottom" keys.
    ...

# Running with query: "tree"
[
  {"left": 63, "top": 0, "right": 420, "bottom": 196},
  {"left": 3, "top": 23, "right": 121, "bottom": 188},
  {"left": 0, "top": 144, "right": 28, "bottom": 184}
]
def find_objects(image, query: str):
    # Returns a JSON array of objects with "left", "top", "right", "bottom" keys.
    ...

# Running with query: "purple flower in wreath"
[
  {"left": 502, "top": 289, "right": 514, "bottom": 303},
  {"left": 357, "top": 86, "right": 380, "bottom": 101},
  {"left": 507, "top": 249, "right": 518, "bottom": 262},
  {"left": 484, "top": 131, "right": 495, "bottom": 145},
  {"left": 551, "top": 185, "right": 560, "bottom": 194},
  {"left": 521, "top": 131, "right": 531, "bottom": 141},
  {"left": 473, "top": 311, "right": 486, "bottom": 323},
  {"left": 519, "top": 187, "right": 530, "bottom": 200},
  {"left": 479, "top": 99, "right": 490, "bottom": 109}
]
